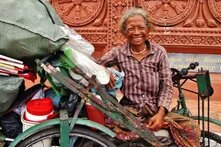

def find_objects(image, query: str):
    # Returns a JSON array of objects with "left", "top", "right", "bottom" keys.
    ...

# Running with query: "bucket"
[
  {"left": 21, "top": 98, "right": 55, "bottom": 147},
  {"left": 21, "top": 115, "right": 52, "bottom": 147},
  {"left": 86, "top": 95, "right": 105, "bottom": 125}
]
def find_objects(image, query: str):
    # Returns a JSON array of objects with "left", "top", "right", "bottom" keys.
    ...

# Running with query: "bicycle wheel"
[
  {"left": 201, "top": 131, "right": 221, "bottom": 147},
  {"left": 17, "top": 126, "right": 116, "bottom": 147}
]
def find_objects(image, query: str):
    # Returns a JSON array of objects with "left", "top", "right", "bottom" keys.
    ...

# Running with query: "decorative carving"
[
  {"left": 208, "top": 0, "right": 221, "bottom": 23},
  {"left": 107, "top": 0, "right": 134, "bottom": 50},
  {"left": 75, "top": 28, "right": 107, "bottom": 44},
  {"left": 138, "top": 0, "right": 196, "bottom": 26},
  {"left": 92, "top": 0, "right": 108, "bottom": 27},
  {"left": 149, "top": 34, "right": 221, "bottom": 47},
  {"left": 52, "top": 0, "right": 104, "bottom": 26},
  {"left": 183, "top": 0, "right": 218, "bottom": 27},
  {"left": 135, "top": 0, "right": 221, "bottom": 50},
  {"left": 81, "top": 33, "right": 107, "bottom": 44},
  {"left": 50, "top": 0, "right": 221, "bottom": 53}
]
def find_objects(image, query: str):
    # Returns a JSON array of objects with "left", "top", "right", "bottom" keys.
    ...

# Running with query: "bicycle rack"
[{"left": 196, "top": 69, "right": 214, "bottom": 146}]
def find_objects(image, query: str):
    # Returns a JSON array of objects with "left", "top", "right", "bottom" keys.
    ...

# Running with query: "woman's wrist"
[{"left": 157, "top": 106, "right": 166, "bottom": 117}]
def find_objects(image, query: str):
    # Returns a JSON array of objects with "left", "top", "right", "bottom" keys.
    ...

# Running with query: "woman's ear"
[
  {"left": 121, "top": 30, "right": 126, "bottom": 36},
  {"left": 122, "top": 30, "right": 128, "bottom": 37},
  {"left": 145, "top": 28, "right": 150, "bottom": 34}
]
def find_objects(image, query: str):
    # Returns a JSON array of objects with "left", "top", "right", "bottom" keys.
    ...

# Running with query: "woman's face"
[{"left": 124, "top": 15, "right": 149, "bottom": 47}]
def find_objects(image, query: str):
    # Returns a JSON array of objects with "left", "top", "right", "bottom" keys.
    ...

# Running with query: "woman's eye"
[
  {"left": 126, "top": 26, "right": 147, "bottom": 33},
  {"left": 127, "top": 28, "right": 134, "bottom": 32},
  {"left": 139, "top": 27, "right": 145, "bottom": 30}
]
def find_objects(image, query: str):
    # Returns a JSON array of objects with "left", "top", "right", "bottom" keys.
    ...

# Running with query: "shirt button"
[{"left": 142, "top": 94, "right": 145, "bottom": 98}]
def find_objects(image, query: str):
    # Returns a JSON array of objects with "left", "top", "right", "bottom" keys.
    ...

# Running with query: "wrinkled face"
[{"left": 124, "top": 15, "right": 149, "bottom": 47}]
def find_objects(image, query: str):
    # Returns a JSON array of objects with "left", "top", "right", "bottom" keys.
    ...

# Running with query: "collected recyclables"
[
  {"left": 63, "top": 47, "right": 110, "bottom": 85},
  {"left": 86, "top": 94, "right": 105, "bottom": 125},
  {"left": 0, "top": 0, "right": 68, "bottom": 65},
  {"left": 21, "top": 98, "right": 55, "bottom": 147}
]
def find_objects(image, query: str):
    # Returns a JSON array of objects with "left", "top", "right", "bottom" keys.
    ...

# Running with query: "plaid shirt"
[{"left": 98, "top": 41, "right": 173, "bottom": 113}]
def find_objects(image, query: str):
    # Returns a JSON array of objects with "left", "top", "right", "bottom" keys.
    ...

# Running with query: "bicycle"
[
  {"left": 0, "top": 53, "right": 116, "bottom": 147},
  {"left": 0, "top": 51, "right": 161, "bottom": 147},
  {"left": 171, "top": 62, "right": 221, "bottom": 146},
  {"left": 0, "top": 65, "right": 116, "bottom": 146},
  {"left": 1, "top": 51, "right": 220, "bottom": 146}
]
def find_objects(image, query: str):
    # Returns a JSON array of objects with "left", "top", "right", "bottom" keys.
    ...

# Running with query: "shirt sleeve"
[
  {"left": 97, "top": 47, "right": 118, "bottom": 65},
  {"left": 157, "top": 49, "right": 173, "bottom": 111}
]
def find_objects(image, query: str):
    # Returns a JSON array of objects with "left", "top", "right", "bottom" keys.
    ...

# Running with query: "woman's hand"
[
  {"left": 106, "top": 72, "right": 116, "bottom": 89},
  {"left": 146, "top": 106, "right": 166, "bottom": 131},
  {"left": 146, "top": 113, "right": 164, "bottom": 131}
]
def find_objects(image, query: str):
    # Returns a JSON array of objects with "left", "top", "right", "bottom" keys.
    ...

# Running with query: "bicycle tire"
[
  {"left": 17, "top": 126, "right": 116, "bottom": 147},
  {"left": 201, "top": 131, "right": 221, "bottom": 146}
]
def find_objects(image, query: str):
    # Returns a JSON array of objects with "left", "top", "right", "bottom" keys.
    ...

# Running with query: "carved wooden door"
[{"left": 51, "top": 0, "right": 221, "bottom": 57}]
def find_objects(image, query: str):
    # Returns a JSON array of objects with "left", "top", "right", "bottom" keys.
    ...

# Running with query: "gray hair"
[{"left": 119, "top": 7, "right": 151, "bottom": 34}]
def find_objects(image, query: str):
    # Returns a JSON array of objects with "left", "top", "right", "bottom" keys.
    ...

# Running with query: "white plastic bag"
[
  {"left": 63, "top": 47, "right": 110, "bottom": 85},
  {"left": 60, "top": 25, "right": 95, "bottom": 57},
  {"left": 13, "top": 88, "right": 45, "bottom": 115}
]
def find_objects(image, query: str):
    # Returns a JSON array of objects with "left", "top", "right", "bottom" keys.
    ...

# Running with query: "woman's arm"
[
  {"left": 157, "top": 51, "right": 173, "bottom": 112},
  {"left": 97, "top": 47, "right": 119, "bottom": 65},
  {"left": 146, "top": 48, "right": 172, "bottom": 131}
]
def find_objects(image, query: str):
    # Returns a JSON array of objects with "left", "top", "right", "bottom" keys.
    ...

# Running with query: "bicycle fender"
[{"left": 9, "top": 118, "right": 116, "bottom": 147}]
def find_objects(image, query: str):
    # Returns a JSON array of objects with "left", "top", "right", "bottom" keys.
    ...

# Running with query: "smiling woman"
[{"left": 97, "top": 7, "right": 201, "bottom": 146}]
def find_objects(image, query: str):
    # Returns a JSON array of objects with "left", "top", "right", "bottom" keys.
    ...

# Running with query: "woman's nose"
[{"left": 133, "top": 28, "right": 141, "bottom": 34}]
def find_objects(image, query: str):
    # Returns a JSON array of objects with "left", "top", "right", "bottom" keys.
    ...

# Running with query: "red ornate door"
[{"left": 51, "top": 0, "right": 221, "bottom": 57}]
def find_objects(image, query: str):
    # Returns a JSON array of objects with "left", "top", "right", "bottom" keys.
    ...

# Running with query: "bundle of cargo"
[
  {"left": 0, "top": 54, "right": 37, "bottom": 82},
  {"left": 0, "top": 0, "right": 68, "bottom": 67},
  {"left": 0, "top": 0, "right": 68, "bottom": 114},
  {"left": 0, "top": 54, "right": 38, "bottom": 115}
]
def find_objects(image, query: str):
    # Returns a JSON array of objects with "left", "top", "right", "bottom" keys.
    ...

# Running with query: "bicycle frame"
[
  {"left": 173, "top": 73, "right": 200, "bottom": 116},
  {"left": 8, "top": 99, "right": 115, "bottom": 147},
  {"left": 172, "top": 67, "right": 221, "bottom": 132},
  {"left": 172, "top": 65, "right": 221, "bottom": 146},
  {"left": 0, "top": 52, "right": 160, "bottom": 146}
]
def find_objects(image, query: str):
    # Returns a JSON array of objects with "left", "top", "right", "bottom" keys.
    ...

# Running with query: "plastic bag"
[
  {"left": 59, "top": 93, "right": 80, "bottom": 116},
  {"left": 0, "top": 111, "right": 22, "bottom": 138},
  {"left": 45, "top": 88, "right": 61, "bottom": 108},
  {"left": 63, "top": 47, "right": 110, "bottom": 85},
  {"left": 13, "top": 85, "right": 45, "bottom": 115},
  {"left": 60, "top": 25, "right": 95, "bottom": 57},
  {"left": 105, "top": 68, "right": 124, "bottom": 98},
  {"left": 0, "top": 76, "right": 25, "bottom": 115}
]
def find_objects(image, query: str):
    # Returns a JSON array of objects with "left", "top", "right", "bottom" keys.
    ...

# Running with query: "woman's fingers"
[
  {"left": 146, "top": 117, "right": 163, "bottom": 131},
  {"left": 162, "top": 121, "right": 169, "bottom": 128},
  {"left": 107, "top": 72, "right": 115, "bottom": 89},
  {"left": 149, "top": 122, "right": 162, "bottom": 131},
  {"left": 146, "top": 118, "right": 154, "bottom": 128}
]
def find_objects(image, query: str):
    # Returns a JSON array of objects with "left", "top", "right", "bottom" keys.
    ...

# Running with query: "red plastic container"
[
  {"left": 86, "top": 103, "right": 105, "bottom": 125},
  {"left": 25, "top": 98, "right": 55, "bottom": 122}
]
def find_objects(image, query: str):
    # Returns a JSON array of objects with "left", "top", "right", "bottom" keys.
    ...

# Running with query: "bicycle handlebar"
[
  {"left": 180, "top": 62, "right": 199, "bottom": 75},
  {"left": 171, "top": 62, "right": 199, "bottom": 82},
  {"left": 171, "top": 62, "right": 214, "bottom": 98}
]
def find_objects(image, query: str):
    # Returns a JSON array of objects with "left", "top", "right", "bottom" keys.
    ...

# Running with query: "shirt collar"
[{"left": 120, "top": 40, "right": 155, "bottom": 56}]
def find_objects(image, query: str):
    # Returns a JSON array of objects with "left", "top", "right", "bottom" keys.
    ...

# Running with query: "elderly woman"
[{"left": 98, "top": 7, "right": 200, "bottom": 146}]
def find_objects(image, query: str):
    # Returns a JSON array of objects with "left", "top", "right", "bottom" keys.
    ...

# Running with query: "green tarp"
[
  {"left": 0, "top": 76, "right": 25, "bottom": 115},
  {"left": 0, "top": 0, "right": 68, "bottom": 64}
]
